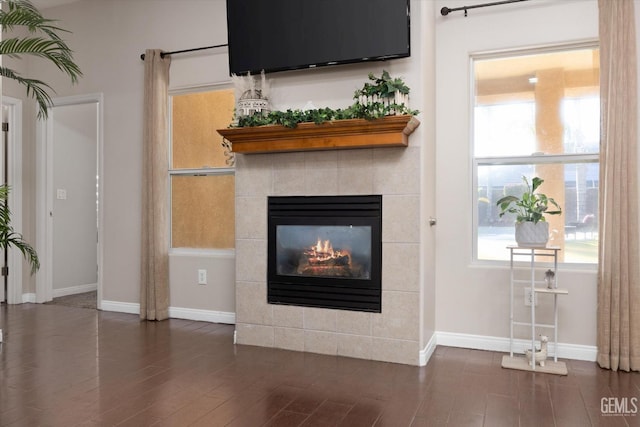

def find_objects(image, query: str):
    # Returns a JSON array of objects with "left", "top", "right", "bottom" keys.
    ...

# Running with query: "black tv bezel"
[{"left": 226, "top": 0, "right": 411, "bottom": 76}]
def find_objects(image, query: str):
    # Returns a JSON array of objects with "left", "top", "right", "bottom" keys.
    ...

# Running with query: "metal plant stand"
[{"left": 501, "top": 245, "right": 568, "bottom": 375}]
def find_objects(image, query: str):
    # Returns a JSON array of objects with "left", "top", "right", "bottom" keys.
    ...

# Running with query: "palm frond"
[
  {"left": 0, "top": 0, "right": 82, "bottom": 119},
  {"left": 0, "top": 38, "right": 81, "bottom": 83},
  {"left": 1, "top": 37, "right": 66, "bottom": 57},
  {"left": 0, "top": 66, "right": 54, "bottom": 119},
  {"left": 0, "top": 184, "right": 39, "bottom": 275},
  {"left": 4, "top": 232, "right": 40, "bottom": 274}
]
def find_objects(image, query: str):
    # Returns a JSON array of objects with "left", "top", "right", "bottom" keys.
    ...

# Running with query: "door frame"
[
  {"left": 36, "top": 93, "right": 104, "bottom": 308},
  {"left": 2, "top": 96, "right": 24, "bottom": 305}
]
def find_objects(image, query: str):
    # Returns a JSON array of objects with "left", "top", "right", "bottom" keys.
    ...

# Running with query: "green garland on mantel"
[{"left": 234, "top": 71, "right": 419, "bottom": 129}]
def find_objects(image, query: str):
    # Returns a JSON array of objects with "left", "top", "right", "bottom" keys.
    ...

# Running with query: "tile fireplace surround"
[{"left": 234, "top": 144, "right": 422, "bottom": 365}]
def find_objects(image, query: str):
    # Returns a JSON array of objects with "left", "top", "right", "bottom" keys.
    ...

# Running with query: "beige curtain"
[
  {"left": 140, "top": 49, "right": 171, "bottom": 320},
  {"left": 597, "top": 0, "right": 640, "bottom": 371}
]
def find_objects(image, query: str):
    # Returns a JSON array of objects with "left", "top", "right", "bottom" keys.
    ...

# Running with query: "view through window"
[{"left": 473, "top": 45, "right": 600, "bottom": 263}]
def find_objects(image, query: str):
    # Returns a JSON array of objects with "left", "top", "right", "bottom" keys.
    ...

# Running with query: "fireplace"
[{"left": 267, "top": 195, "right": 382, "bottom": 312}]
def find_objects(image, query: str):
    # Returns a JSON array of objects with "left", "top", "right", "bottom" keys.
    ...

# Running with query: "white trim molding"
[
  {"left": 2, "top": 96, "right": 23, "bottom": 305},
  {"left": 22, "top": 293, "right": 36, "bottom": 303},
  {"left": 435, "top": 331, "right": 597, "bottom": 362},
  {"left": 168, "top": 306, "right": 235, "bottom": 324},
  {"left": 419, "top": 333, "right": 438, "bottom": 366},
  {"left": 36, "top": 93, "right": 105, "bottom": 306},
  {"left": 52, "top": 283, "right": 97, "bottom": 298},
  {"left": 100, "top": 300, "right": 236, "bottom": 325},
  {"left": 100, "top": 300, "right": 139, "bottom": 315}
]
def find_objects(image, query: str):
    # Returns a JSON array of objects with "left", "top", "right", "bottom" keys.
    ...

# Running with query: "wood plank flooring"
[{"left": 1, "top": 303, "right": 639, "bottom": 426}]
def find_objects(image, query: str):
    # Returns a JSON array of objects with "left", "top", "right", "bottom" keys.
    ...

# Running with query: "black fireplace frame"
[{"left": 267, "top": 195, "right": 382, "bottom": 312}]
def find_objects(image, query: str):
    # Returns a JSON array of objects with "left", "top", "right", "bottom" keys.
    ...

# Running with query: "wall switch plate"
[
  {"left": 524, "top": 288, "right": 538, "bottom": 306},
  {"left": 56, "top": 189, "right": 67, "bottom": 200},
  {"left": 198, "top": 269, "right": 207, "bottom": 285}
]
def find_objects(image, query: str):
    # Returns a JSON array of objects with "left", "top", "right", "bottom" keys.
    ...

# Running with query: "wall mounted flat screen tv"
[{"left": 226, "top": 0, "right": 410, "bottom": 75}]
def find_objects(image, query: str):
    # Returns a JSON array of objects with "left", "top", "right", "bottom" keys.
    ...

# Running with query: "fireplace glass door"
[
  {"left": 268, "top": 195, "right": 382, "bottom": 312},
  {"left": 276, "top": 225, "right": 372, "bottom": 280}
]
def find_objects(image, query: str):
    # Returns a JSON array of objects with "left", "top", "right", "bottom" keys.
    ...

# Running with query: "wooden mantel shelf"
[{"left": 217, "top": 115, "right": 420, "bottom": 154}]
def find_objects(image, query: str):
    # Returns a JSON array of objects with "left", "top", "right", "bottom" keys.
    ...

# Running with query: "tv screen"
[{"left": 226, "top": 0, "right": 410, "bottom": 75}]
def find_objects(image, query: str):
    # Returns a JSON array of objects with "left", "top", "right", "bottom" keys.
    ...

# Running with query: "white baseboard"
[
  {"left": 169, "top": 307, "right": 235, "bottom": 324},
  {"left": 100, "top": 300, "right": 139, "bottom": 314},
  {"left": 52, "top": 283, "right": 97, "bottom": 298},
  {"left": 22, "top": 293, "right": 35, "bottom": 303},
  {"left": 100, "top": 300, "right": 235, "bottom": 324},
  {"left": 435, "top": 331, "right": 597, "bottom": 362},
  {"left": 419, "top": 333, "right": 437, "bottom": 366}
]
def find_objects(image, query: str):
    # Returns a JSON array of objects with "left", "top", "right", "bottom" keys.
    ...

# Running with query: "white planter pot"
[{"left": 515, "top": 221, "right": 549, "bottom": 247}]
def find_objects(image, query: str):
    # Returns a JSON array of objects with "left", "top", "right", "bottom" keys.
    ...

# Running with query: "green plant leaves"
[
  {"left": 235, "top": 70, "right": 418, "bottom": 129},
  {"left": 0, "top": 185, "right": 39, "bottom": 274},
  {"left": 0, "top": 0, "right": 82, "bottom": 119},
  {"left": 495, "top": 176, "right": 562, "bottom": 224}
]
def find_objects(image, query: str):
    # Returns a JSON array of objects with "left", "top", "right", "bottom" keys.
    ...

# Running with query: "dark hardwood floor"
[{"left": 0, "top": 303, "right": 638, "bottom": 426}]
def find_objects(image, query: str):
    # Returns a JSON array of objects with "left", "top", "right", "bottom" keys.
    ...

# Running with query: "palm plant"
[
  {"left": 0, "top": 0, "right": 82, "bottom": 119},
  {"left": 0, "top": 186, "right": 38, "bottom": 274}
]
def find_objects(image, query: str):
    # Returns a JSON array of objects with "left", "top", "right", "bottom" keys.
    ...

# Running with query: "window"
[
  {"left": 170, "top": 88, "right": 235, "bottom": 249},
  {"left": 473, "top": 45, "right": 600, "bottom": 263}
]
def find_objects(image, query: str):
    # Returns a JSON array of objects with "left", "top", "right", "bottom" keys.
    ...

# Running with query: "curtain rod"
[
  {"left": 441, "top": 0, "right": 529, "bottom": 17},
  {"left": 139, "top": 43, "right": 228, "bottom": 61}
]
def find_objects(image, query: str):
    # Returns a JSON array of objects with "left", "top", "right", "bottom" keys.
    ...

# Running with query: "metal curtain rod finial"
[{"left": 440, "top": 0, "right": 529, "bottom": 17}]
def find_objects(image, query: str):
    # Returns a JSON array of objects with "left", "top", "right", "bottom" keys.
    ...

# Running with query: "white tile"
[
  {"left": 337, "top": 334, "right": 372, "bottom": 360},
  {"left": 382, "top": 195, "right": 420, "bottom": 243},
  {"left": 235, "top": 154, "right": 272, "bottom": 196},
  {"left": 236, "top": 281, "right": 272, "bottom": 325},
  {"left": 336, "top": 310, "right": 371, "bottom": 335},
  {"left": 373, "top": 147, "right": 420, "bottom": 195},
  {"left": 235, "top": 323, "right": 274, "bottom": 347},
  {"left": 371, "top": 337, "right": 419, "bottom": 365},
  {"left": 235, "top": 239, "right": 266, "bottom": 283},
  {"left": 382, "top": 243, "right": 420, "bottom": 292},
  {"left": 304, "top": 307, "right": 337, "bottom": 332},
  {"left": 372, "top": 291, "right": 419, "bottom": 341},
  {"left": 304, "top": 330, "right": 338, "bottom": 355},
  {"left": 235, "top": 197, "right": 266, "bottom": 240},
  {"left": 274, "top": 327, "right": 305, "bottom": 351},
  {"left": 273, "top": 304, "right": 304, "bottom": 328}
]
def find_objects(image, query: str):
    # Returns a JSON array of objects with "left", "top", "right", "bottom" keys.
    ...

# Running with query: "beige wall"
[
  {"left": 435, "top": 0, "right": 599, "bottom": 349},
  {"left": 14, "top": 0, "right": 232, "bottom": 306}
]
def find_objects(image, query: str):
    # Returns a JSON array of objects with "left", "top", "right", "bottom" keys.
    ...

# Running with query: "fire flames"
[
  {"left": 299, "top": 238, "right": 352, "bottom": 274},
  {"left": 305, "top": 239, "right": 349, "bottom": 263}
]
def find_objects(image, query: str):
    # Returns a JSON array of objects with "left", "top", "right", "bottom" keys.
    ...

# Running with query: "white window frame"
[
  {"left": 168, "top": 85, "right": 235, "bottom": 254},
  {"left": 470, "top": 42, "right": 600, "bottom": 266}
]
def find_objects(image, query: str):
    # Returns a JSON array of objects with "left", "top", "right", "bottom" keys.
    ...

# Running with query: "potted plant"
[{"left": 496, "top": 176, "right": 562, "bottom": 247}]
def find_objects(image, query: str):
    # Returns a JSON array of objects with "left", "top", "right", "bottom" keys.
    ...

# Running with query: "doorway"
[
  {"left": 0, "top": 96, "right": 24, "bottom": 305},
  {"left": 36, "top": 94, "right": 103, "bottom": 309}
]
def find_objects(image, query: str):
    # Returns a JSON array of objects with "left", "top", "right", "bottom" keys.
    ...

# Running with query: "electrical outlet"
[
  {"left": 524, "top": 288, "right": 538, "bottom": 306},
  {"left": 198, "top": 269, "right": 207, "bottom": 285}
]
